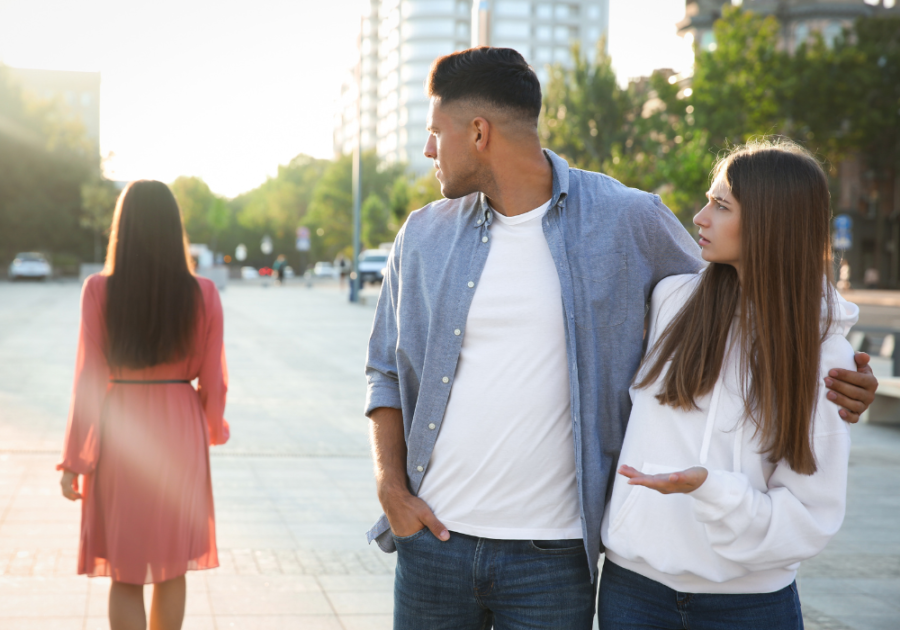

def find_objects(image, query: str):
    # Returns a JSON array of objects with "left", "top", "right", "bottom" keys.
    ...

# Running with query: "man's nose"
[{"left": 423, "top": 137, "right": 436, "bottom": 159}]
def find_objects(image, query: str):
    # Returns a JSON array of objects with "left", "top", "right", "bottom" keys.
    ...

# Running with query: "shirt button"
[
  {"left": 416, "top": 465, "right": 424, "bottom": 472},
  {"left": 428, "top": 423, "right": 436, "bottom": 430},
  {"left": 467, "top": 281, "right": 475, "bottom": 288},
  {"left": 482, "top": 236, "right": 488, "bottom": 243},
  {"left": 442, "top": 376, "right": 449, "bottom": 383},
  {"left": 476, "top": 219, "right": 483, "bottom": 225},
  {"left": 454, "top": 329, "right": 461, "bottom": 336}
]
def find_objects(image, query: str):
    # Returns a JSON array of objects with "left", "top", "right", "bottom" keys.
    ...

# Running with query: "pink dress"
[{"left": 59, "top": 274, "right": 230, "bottom": 585}]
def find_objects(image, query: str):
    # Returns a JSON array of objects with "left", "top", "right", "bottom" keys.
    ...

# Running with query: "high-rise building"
[
  {"left": 679, "top": 0, "right": 899, "bottom": 53},
  {"left": 472, "top": 0, "right": 609, "bottom": 84},
  {"left": 334, "top": 0, "right": 609, "bottom": 174},
  {"left": 334, "top": 0, "right": 381, "bottom": 156},
  {"left": 375, "top": 0, "right": 473, "bottom": 173},
  {"left": 7, "top": 67, "right": 101, "bottom": 148}
]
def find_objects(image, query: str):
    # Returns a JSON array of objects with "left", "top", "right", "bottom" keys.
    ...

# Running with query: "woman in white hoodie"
[{"left": 599, "top": 140, "right": 857, "bottom": 629}]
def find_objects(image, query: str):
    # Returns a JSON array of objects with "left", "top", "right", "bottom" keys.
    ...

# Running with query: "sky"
[{"left": 0, "top": 0, "right": 693, "bottom": 197}]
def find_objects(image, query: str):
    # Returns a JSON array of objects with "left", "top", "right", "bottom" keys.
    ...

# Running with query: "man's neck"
[{"left": 483, "top": 147, "right": 554, "bottom": 217}]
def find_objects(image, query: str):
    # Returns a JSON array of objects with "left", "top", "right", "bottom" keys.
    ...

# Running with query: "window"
[
  {"left": 794, "top": 22, "right": 809, "bottom": 45},
  {"left": 496, "top": 1, "right": 530, "bottom": 17},
  {"left": 554, "top": 25, "right": 569, "bottom": 40},
  {"left": 402, "top": 19, "right": 455, "bottom": 38},
  {"left": 535, "top": 47, "right": 552, "bottom": 62},
  {"left": 81, "top": 92, "right": 92, "bottom": 107},
  {"left": 535, "top": 3, "right": 552, "bottom": 19},
  {"left": 456, "top": 20, "right": 470, "bottom": 39},
  {"left": 586, "top": 4, "right": 601, "bottom": 20},
  {"left": 823, "top": 21, "right": 843, "bottom": 47},
  {"left": 535, "top": 25, "right": 551, "bottom": 40},
  {"left": 554, "top": 47, "right": 570, "bottom": 63},
  {"left": 495, "top": 21, "right": 530, "bottom": 39},
  {"left": 555, "top": 3, "right": 578, "bottom": 19}
]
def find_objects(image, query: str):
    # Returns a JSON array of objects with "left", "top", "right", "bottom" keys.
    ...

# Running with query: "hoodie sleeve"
[{"left": 686, "top": 332, "right": 853, "bottom": 572}]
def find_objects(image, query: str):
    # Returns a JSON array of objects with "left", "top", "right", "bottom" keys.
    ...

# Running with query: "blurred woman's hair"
[
  {"left": 635, "top": 139, "right": 834, "bottom": 475},
  {"left": 103, "top": 180, "right": 200, "bottom": 369}
]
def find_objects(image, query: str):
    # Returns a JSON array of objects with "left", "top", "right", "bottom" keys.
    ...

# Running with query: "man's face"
[{"left": 423, "top": 98, "right": 481, "bottom": 199}]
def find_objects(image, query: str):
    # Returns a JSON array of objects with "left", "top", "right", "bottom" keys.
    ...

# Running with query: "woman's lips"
[{"left": 699, "top": 236, "right": 711, "bottom": 246}]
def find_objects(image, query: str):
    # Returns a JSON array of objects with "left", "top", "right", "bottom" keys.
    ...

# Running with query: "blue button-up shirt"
[{"left": 365, "top": 150, "right": 702, "bottom": 579}]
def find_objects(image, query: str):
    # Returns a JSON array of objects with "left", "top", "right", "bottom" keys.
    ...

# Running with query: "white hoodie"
[{"left": 601, "top": 273, "right": 858, "bottom": 594}]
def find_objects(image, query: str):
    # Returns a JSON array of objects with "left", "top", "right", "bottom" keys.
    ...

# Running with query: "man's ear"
[{"left": 472, "top": 117, "right": 491, "bottom": 152}]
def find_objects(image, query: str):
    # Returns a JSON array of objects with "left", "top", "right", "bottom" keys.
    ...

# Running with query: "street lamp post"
[{"left": 350, "top": 16, "right": 363, "bottom": 304}]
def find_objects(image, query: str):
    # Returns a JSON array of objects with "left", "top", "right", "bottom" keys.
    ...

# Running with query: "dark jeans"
[
  {"left": 392, "top": 530, "right": 596, "bottom": 630},
  {"left": 597, "top": 558, "right": 804, "bottom": 630}
]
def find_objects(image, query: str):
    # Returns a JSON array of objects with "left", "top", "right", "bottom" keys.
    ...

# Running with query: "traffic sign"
[{"left": 833, "top": 214, "right": 852, "bottom": 251}]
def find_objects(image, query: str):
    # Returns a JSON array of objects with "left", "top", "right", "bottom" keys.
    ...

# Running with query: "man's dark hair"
[{"left": 426, "top": 47, "right": 542, "bottom": 121}]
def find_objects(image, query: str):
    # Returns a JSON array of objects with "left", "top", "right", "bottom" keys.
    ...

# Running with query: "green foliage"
[
  {"left": 692, "top": 7, "right": 789, "bottom": 146},
  {"left": 362, "top": 194, "right": 393, "bottom": 249},
  {"left": 540, "top": 39, "right": 629, "bottom": 172},
  {"left": 0, "top": 64, "right": 96, "bottom": 263},
  {"left": 303, "top": 151, "right": 405, "bottom": 261},
  {"left": 541, "top": 10, "right": 900, "bottom": 225},
  {"left": 80, "top": 177, "right": 119, "bottom": 262}
]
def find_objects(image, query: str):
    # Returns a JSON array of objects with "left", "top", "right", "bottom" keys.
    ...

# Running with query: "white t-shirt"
[{"left": 416, "top": 199, "right": 582, "bottom": 540}]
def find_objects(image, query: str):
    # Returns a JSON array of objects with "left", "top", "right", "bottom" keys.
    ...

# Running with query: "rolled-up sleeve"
[{"left": 365, "top": 228, "right": 404, "bottom": 417}]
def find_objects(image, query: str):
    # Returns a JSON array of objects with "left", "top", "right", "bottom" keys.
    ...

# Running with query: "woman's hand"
[
  {"left": 618, "top": 464, "right": 708, "bottom": 494},
  {"left": 60, "top": 470, "right": 82, "bottom": 501}
]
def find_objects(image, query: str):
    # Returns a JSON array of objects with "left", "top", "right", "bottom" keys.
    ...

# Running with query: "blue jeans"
[
  {"left": 597, "top": 558, "right": 804, "bottom": 629},
  {"left": 392, "top": 530, "right": 596, "bottom": 630}
]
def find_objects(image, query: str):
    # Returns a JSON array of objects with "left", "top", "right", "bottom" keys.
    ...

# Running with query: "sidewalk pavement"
[
  {"left": 841, "top": 289, "right": 900, "bottom": 309},
  {"left": 0, "top": 280, "right": 897, "bottom": 629}
]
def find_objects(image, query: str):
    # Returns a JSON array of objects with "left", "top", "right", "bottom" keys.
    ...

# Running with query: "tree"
[
  {"left": 540, "top": 39, "right": 630, "bottom": 172},
  {"left": 0, "top": 64, "right": 96, "bottom": 263},
  {"left": 362, "top": 194, "right": 393, "bottom": 249},
  {"left": 691, "top": 7, "right": 789, "bottom": 147},
  {"left": 303, "top": 151, "right": 405, "bottom": 260},
  {"left": 80, "top": 177, "right": 119, "bottom": 262}
]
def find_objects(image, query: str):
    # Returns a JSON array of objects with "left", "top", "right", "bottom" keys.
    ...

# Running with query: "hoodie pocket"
[{"left": 605, "top": 462, "right": 735, "bottom": 579}]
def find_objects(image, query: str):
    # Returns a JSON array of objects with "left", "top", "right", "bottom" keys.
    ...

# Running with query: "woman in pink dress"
[{"left": 58, "top": 180, "right": 229, "bottom": 630}]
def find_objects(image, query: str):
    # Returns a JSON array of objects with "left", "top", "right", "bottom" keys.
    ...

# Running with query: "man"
[{"left": 365, "top": 47, "right": 876, "bottom": 629}]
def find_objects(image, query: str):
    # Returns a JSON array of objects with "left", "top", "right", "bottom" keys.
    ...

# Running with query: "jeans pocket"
[
  {"left": 530, "top": 539, "right": 585, "bottom": 554},
  {"left": 391, "top": 528, "right": 429, "bottom": 544}
]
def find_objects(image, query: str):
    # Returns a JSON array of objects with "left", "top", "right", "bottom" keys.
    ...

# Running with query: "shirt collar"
[{"left": 472, "top": 149, "right": 570, "bottom": 228}]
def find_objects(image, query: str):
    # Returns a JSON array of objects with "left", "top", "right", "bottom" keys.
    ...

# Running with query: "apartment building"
[
  {"left": 472, "top": 0, "right": 609, "bottom": 83},
  {"left": 679, "top": 0, "right": 899, "bottom": 52},
  {"left": 7, "top": 67, "right": 101, "bottom": 147},
  {"left": 335, "top": 0, "right": 609, "bottom": 174}
]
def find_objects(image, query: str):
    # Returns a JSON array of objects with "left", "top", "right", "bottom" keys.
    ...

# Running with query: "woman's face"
[{"left": 693, "top": 174, "right": 742, "bottom": 272}]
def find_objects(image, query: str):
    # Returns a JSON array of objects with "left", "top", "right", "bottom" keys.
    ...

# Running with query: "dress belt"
[{"left": 109, "top": 379, "right": 191, "bottom": 384}]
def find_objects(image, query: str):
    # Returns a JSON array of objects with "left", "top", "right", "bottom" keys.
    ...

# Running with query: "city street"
[{"left": 0, "top": 279, "right": 898, "bottom": 629}]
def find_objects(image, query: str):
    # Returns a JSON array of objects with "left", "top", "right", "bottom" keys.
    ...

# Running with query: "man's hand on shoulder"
[{"left": 824, "top": 352, "right": 878, "bottom": 424}]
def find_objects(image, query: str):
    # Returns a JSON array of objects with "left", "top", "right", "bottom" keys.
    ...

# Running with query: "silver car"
[{"left": 8, "top": 252, "right": 51, "bottom": 281}]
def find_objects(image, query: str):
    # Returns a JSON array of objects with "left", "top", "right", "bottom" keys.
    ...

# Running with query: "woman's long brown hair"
[
  {"left": 635, "top": 140, "right": 833, "bottom": 474},
  {"left": 103, "top": 180, "right": 200, "bottom": 369}
]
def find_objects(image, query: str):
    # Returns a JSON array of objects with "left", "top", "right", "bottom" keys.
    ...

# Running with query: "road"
[{"left": 0, "top": 279, "right": 898, "bottom": 629}]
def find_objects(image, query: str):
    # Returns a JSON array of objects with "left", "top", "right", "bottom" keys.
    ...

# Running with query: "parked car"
[
  {"left": 240, "top": 266, "right": 259, "bottom": 280},
  {"left": 8, "top": 252, "right": 51, "bottom": 281},
  {"left": 313, "top": 261, "right": 339, "bottom": 278},
  {"left": 358, "top": 250, "right": 389, "bottom": 285}
]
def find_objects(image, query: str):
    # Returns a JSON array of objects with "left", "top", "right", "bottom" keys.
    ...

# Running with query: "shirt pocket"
[{"left": 571, "top": 251, "right": 628, "bottom": 330}]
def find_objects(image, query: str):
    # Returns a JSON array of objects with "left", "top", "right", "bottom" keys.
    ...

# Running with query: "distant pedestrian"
[
  {"left": 58, "top": 180, "right": 229, "bottom": 630},
  {"left": 273, "top": 254, "right": 287, "bottom": 285},
  {"left": 335, "top": 252, "right": 350, "bottom": 289},
  {"left": 864, "top": 266, "right": 879, "bottom": 289}
]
